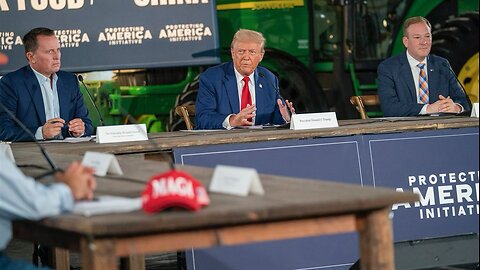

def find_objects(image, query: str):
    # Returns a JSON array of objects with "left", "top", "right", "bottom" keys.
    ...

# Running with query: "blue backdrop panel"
[
  {"left": 186, "top": 233, "right": 359, "bottom": 270},
  {"left": 0, "top": 0, "right": 219, "bottom": 74},
  {"left": 363, "top": 127, "right": 479, "bottom": 241},
  {"left": 172, "top": 126, "right": 479, "bottom": 270},
  {"left": 175, "top": 135, "right": 365, "bottom": 185}
]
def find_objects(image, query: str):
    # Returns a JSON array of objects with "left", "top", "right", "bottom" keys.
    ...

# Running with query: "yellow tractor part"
[{"left": 458, "top": 52, "right": 479, "bottom": 103}]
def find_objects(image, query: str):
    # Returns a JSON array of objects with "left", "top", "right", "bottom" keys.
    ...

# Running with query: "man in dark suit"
[
  {"left": 377, "top": 16, "right": 469, "bottom": 117},
  {"left": 0, "top": 27, "right": 93, "bottom": 141},
  {"left": 196, "top": 29, "right": 294, "bottom": 129}
]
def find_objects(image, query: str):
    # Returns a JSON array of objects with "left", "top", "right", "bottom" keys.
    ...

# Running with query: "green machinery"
[{"left": 81, "top": 0, "right": 479, "bottom": 131}]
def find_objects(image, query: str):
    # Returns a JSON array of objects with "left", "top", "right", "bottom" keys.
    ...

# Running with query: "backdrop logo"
[
  {"left": 393, "top": 171, "right": 479, "bottom": 219},
  {"left": 0, "top": 31, "right": 22, "bottom": 50},
  {"left": 134, "top": 0, "right": 208, "bottom": 7},
  {"left": 0, "top": 0, "right": 88, "bottom": 11},
  {"left": 159, "top": 23, "right": 212, "bottom": 42},
  {"left": 55, "top": 29, "right": 90, "bottom": 48},
  {"left": 98, "top": 26, "right": 153, "bottom": 46}
]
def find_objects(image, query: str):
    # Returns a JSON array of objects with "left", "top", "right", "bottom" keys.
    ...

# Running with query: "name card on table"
[
  {"left": 471, "top": 103, "right": 479, "bottom": 118},
  {"left": 290, "top": 112, "right": 339, "bottom": 130},
  {"left": 209, "top": 165, "right": 265, "bottom": 197},
  {"left": 0, "top": 143, "right": 15, "bottom": 163},
  {"left": 81, "top": 151, "right": 123, "bottom": 177},
  {"left": 96, "top": 124, "right": 148, "bottom": 144}
]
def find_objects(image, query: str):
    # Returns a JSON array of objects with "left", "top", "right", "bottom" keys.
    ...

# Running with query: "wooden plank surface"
[
  {"left": 12, "top": 150, "right": 418, "bottom": 238},
  {"left": 10, "top": 116, "right": 478, "bottom": 156}
]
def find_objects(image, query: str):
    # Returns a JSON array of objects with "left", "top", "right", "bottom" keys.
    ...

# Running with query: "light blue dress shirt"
[
  {"left": 30, "top": 67, "right": 61, "bottom": 140},
  {"left": 0, "top": 153, "right": 73, "bottom": 250}
]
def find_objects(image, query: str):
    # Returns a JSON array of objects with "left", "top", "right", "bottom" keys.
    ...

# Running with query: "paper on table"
[
  {"left": 72, "top": 195, "right": 142, "bottom": 216},
  {"left": 40, "top": 136, "right": 95, "bottom": 143}
]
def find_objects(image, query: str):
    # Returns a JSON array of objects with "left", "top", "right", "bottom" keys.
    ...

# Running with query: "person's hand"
[
  {"left": 55, "top": 161, "right": 96, "bottom": 201},
  {"left": 426, "top": 95, "right": 461, "bottom": 114},
  {"left": 278, "top": 99, "right": 295, "bottom": 122},
  {"left": 230, "top": 104, "right": 256, "bottom": 127},
  {"left": 42, "top": 118, "right": 65, "bottom": 139},
  {"left": 68, "top": 118, "right": 85, "bottom": 137}
]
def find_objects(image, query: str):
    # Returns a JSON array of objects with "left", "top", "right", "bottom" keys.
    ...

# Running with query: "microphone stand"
[{"left": 77, "top": 74, "right": 105, "bottom": 126}]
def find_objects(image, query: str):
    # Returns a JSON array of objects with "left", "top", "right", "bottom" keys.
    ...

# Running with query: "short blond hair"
[
  {"left": 231, "top": 29, "right": 265, "bottom": 52},
  {"left": 403, "top": 16, "right": 431, "bottom": 37}
]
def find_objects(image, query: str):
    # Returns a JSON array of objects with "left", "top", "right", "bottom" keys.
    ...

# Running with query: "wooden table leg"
[
  {"left": 52, "top": 247, "right": 70, "bottom": 270},
  {"left": 120, "top": 254, "right": 145, "bottom": 270},
  {"left": 80, "top": 239, "right": 117, "bottom": 270},
  {"left": 356, "top": 207, "right": 394, "bottom": 270}
]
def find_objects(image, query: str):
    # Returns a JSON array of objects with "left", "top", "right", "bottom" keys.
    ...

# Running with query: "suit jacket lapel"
[
  {"left": 253, "top": 70, "right": 266, "bottom": 117},
  {"left": 399, "top": 54, "right": 417, "bottom": 102},
  {"left": 24, "top": 66, "right": 46, "bottom": 124},
  {"left": 56, "top": 76, "right": 68, "bottom": 120},
  {"left": 426, "top": 55, "right": 439, "bottom": 99},
  {"left": 224, "top": 62, "right": 240, "bottom": 113}
]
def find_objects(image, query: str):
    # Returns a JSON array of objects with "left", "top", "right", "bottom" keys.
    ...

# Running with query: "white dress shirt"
[
  {"left": 31, "top": 66, "right": 61, "bottom": 139},
  {"left": 222, "top": 68, "right": 257, "bottom": 129}
]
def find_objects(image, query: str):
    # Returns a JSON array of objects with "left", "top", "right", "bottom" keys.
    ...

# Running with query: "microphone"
[
  {"left": 77, "top": 74, "right": 105, "bottom": 126},
  {"left": 441, "top": 60, "right": 473, "bottom": 113},
  {"left": 259, "top": 71, "right": 295, "bottom": 117},
  {"left": 0, "top": 101, "right": 61, "bottom": 179}
]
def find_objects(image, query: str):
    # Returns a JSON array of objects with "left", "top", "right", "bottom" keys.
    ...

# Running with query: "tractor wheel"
[
  {"left": 167, "top": 77, "right": 199, "bottom": 131},
  {"left": 262, "top": 48, "right": 330, "bottom": 113},
  {"left": 431, "top": 12, "right": 479, "bottom": 103}
]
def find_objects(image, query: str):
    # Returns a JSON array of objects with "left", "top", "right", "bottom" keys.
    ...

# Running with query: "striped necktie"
[{"left": 417, "top": 63, "right": 429, "bottom": 104}]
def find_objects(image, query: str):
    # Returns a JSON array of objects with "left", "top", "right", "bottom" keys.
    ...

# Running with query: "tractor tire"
[
  {"left": 167, "top": 77, "right": 199, "bottom": 131},
  {"left": 431, "top": 12, "right": 479, "bottom": 102},
  {"left": 262, "top": 48, "right": 330, "bottom": 113}
]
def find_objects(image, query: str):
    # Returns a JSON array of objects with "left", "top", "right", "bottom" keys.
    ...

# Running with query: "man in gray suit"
[{"left": 377, "top": 16, "right": 469, "bottom": 117}]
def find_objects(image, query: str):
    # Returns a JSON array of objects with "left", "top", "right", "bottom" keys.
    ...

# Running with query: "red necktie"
[
  {"left": 241, "top": 76, "right": 252, "bottom": 110},
  {"left": 240, "top": 76, "right": 252, "bottom": 123}
]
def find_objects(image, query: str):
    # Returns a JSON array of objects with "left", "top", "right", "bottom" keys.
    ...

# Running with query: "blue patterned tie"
[{"left": 417, "top": 63, "right": 429, "bottom": 104}]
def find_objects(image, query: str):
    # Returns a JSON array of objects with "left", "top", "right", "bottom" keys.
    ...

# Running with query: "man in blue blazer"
[
  {"left": 378, "top": 16, "right": 469, "bottom": 117},
  {"left": 0, "top": 27, "right": 92, "bottom": 141},
  {"left": 196, "top": 29, "right": 294, "bottom": 129}
]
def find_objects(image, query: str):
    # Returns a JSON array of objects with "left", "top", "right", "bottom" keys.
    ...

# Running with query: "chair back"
[
  {"left": 349, "top": 95, "right": 380, "bottom": 119},
  {"left": 175, "top": 104, "right": 196, "bottom": 130}
]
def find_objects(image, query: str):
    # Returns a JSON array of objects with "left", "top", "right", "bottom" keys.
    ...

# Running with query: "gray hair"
[
  {"left": 231, "top": 29, "right": 265, "bottom": 52},
  {"left": 403, "top": 16, "right": 431, "bottom": 37}
]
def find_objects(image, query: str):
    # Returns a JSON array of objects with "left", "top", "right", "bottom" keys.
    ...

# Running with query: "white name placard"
[
  {"left": 81, "top": 151, "right": 123, "bottom": 177},
  {"left": 471, "top": 103, "right": 479, "bottom": 118},
  {"left": 209, "top": 165, "right": 265, "bottom": 197},
  {"left": 290, "top": 112, "right": 338, "bottom": 130},
  {"left": 96, "top": 124, "right": 148, "bottom": 144},
  {"left": 0, "top": 143, "right": 15, "bottom": 163}
]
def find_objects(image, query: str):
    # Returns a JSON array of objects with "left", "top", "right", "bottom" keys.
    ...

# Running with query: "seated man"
[
  {"left": 0, "top": 27, "right": 93, "bottom": 141},
  {"left": 0, "top": 153, "right": 96, "bottom": 269},
  {"left": 377, "top": 16, "right": 470, "bottom": 117},
  {"left": 195, "top": 29, "right": 294, "bottom": 129}
]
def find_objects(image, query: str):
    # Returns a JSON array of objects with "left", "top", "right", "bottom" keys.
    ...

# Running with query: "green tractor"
[{"left": 82, "top": 0, "right": 479, "bottom": 131}]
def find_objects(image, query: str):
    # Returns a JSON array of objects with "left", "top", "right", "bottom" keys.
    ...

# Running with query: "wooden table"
[
  {"left": 10, "top": 116, "right": 479, "bottom": 158},
  {"left": 12, "top": 154, "right": 417, "bottom": 270}
]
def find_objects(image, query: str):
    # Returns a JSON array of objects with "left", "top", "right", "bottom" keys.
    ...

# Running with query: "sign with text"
[
  {"left": 290, "top": 112, "right": 338, "bottom": 130},
  {"left": 0, "top": 0, "right": 219, "bottom": 74},
  {"left": 209, "top": 165, "right": 264, "bottom": 196},
  {"left": 471, "top": 103, "right": 479, "bottom": 118},
  {"left": 81, "top": 151, "right": 123, "bottom": 176},
  {"left": 96, "top": 124, "right": 148, "bottom": 143}
]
